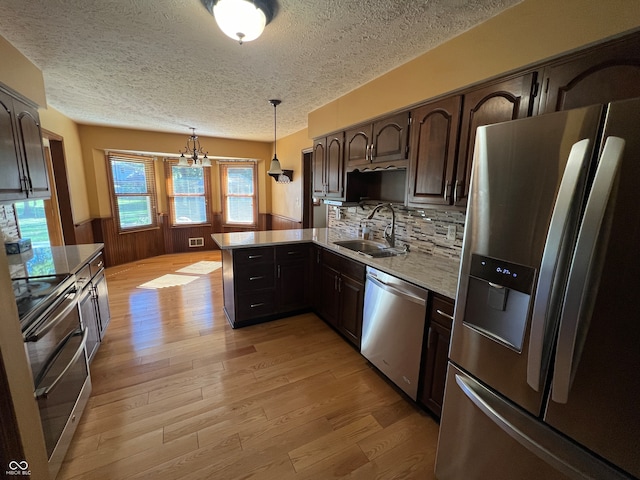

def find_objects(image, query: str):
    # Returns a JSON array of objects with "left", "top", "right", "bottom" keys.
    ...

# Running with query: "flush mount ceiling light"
[
  {"left": 267, "top": 99, "right": 293, "bottom": 184},
  {"left": 178, "top": 128, "right": 211, "bottom": 167},
  {"left": 202, "top": 0, "right": 275, "bottom": 45}
]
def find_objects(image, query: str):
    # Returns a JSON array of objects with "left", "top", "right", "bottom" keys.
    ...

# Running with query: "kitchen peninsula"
[{"left": 213, "top": 227, "right": 460, "bottom": 416}]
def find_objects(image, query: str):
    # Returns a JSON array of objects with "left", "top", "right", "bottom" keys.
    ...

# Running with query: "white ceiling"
[{"left": 0, "top": 0, "right": 521, "bottom": 142}]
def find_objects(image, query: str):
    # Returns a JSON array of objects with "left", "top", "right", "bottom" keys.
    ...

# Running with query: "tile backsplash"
[{"left": 327, "top": 203, "right": 466, "bottom": 260}]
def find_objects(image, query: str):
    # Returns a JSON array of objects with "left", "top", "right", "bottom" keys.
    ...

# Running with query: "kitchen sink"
[{"left": 333, "top": 239, "right": 405, "bottom": 258}]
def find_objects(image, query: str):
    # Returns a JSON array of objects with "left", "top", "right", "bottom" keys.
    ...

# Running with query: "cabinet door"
[
  {"left": 276, "top": 244, "right": 310, "bottom": 312},
  {"left": 371, "top": 111, "right": 409, "bottom": 164},
  {"left": 79, "top": 288, "right": 100, "bottom": 362},
  {"left": 312, "top": 138, "right": 326, "bottom": 197},
  {"left": 408, "top": 96, "right": 462, "bottom": 206},
  {"left": 540, "top": 32, "right": 640, "bottom": 114},
  {"left": 0, "top": 92, "right": 25, "bottom": 201},
  {"left": 14, "top": 102, "right": 49, "bottom": 198},
  {"left": 338, "top": 274, "right": 364, "bottom": 348},
  {"left": 456, "top": 73, "right": 536, "bottom": 208},
  {"left": 319, "top": 264, "right": 340, "bottom": 328},
  {"left": 325, "top": 134, "right": 344, "bottom": 198},
  {"left": 419, "top": 295, "right": 454, "bottom": 417},
  {"left": 93, "top": 271, "right": 111, "bottom": 338},
  {"left": 345, "top": 125, "right": 371, "bottom": 167}
]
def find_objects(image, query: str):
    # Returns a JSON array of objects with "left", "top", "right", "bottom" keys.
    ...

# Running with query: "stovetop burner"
[{"left": 12, "top": 274, "right": 73, "bottom": 329}]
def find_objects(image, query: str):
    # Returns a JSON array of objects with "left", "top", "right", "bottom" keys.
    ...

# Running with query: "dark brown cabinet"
[
  {"left": 455, "top": 73, "right": 537, "bottom": 208},
  {"left": 317, "top": 249, "right": 365, "bottom": 348},
  {"left": 407, "top": 96, "right": 462, "bottom": 206},
  {"left": 0, "top": 89, "right": 49, "bottom": 202},
  {"left": 539, "top": 32, "right": 640, "bottom": 114},
  {"left": 222, "top": 245, "right": 311, "bottom": 327},
  {"left": 276, "top": 244, "right": 310, "bottom": 313},
  {"left": 312, "top": 133, "right": 344, "bottom": 198},
  {"left": 345, "top": 111, "right": 410, "bottom": 169},
  {"left": 419, "top": 294, "right": 454, "bottom": 417},
  {"left": 76, "top": 251, "right": 110, "bottom": 363}
]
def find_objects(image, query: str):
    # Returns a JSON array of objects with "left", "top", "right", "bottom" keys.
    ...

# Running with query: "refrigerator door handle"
[
  {"left": 527, "top": 139, "right": 592, "bottom": 392},
  {"left": 552, "top": 136, "right": 626, "bottom": 404},
  {"left": 455, "top": 373, "right": 631, "bottom": 480}
]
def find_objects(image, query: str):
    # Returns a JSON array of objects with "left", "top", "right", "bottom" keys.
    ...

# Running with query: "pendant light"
[{"left": 267, "top": 99, "right": 293, "bottom": 183}]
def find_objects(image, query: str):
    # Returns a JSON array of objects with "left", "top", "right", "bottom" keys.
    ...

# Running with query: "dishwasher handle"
[{"left": 366, "top": 274, "right": 426, "bottom": 306}]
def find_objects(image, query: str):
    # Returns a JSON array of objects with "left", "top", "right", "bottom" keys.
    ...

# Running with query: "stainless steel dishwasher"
[{"left": 361, "top": 266, "right": 429, "bottom": 400}]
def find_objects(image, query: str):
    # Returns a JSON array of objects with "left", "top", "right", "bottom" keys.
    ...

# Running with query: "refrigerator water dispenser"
[{"left": 463, "top": 254, "right": 536, "bottom": 352}]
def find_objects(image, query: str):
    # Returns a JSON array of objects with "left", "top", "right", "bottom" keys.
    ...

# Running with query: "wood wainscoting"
[
  {"left": 91, "top": 212, "right": 301, "bottom": 268},
  {"left": 270, "top": 214, "right": 303, "bottom": 231}
]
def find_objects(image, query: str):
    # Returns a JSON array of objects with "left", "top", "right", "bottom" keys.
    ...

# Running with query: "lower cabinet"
[
  {"left": 317, "top": 249, "right": 365, "bottom": 348},
  {"left": 76, "top": 250, "right": 111, "bottom": 363},
  {"left": 419, "top": 294, "right": 454, "bottom": 417},
  {"left": 222, "top": 244, "right": 311, "bottom": 327}
]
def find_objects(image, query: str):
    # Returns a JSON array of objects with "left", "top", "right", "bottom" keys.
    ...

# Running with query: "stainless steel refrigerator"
[{"left": 435, "top": 98, "right": 640, "bottom": 480}]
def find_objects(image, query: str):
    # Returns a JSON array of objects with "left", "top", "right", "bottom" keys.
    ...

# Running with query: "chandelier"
[
  {"left": 178, "top": 128, "right": 211, "bottom": 167},
  {"left": 202, "top": 0, "right": 275, "bottom": 45}
]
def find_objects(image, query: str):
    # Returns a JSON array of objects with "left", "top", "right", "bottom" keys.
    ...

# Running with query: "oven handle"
[
  {"left": 24, "top": 292, "right": 78, "bottom": 342},
  {"left": 34, "top": 328, "right": 88, "bottom": 399}
]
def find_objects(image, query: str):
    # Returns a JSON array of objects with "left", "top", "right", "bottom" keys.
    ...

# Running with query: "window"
[
  {"left": 165, "top": 160, "right": 211, "bottom": 226},
  {"left": 107, "top": 153, "right": 158, "bottom": 232},
  {"left": 220, "top": 162, "right": 257, "bottom": 226}
]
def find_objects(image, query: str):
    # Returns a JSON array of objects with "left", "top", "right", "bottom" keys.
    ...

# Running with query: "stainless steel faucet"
[{"left": 366, "top": 203, "right": 396, "bottom": 248}]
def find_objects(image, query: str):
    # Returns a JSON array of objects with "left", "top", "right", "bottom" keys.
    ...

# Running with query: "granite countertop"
[
  {"left": 7, "top": 243, "right": 105, "bottom": 279},
  {"left": 212, "top": 229, "right": 460, "bottom": 299}
]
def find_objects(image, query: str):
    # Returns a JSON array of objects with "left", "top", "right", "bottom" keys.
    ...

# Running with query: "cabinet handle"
[
  {"left": 316, "top": 250, "right": 321, "bottom": 264},
  {"left": 248, "top": 254, "right": 263, "bottom": 259},
  {"left": 370, "top": 144, "right": 375, "bottom": 161},
  {"left": 287, "top": 251, "right": 298, "bottom": 255},
  {"left": 249, "top": 276, "right": 264, "bottom": 281},
  {"left": 436, "top": 309, "right": 454, "bottom": 321},
  {"left": 250, "top": 302, "right": 265, "bottom": 308},
  {"left": 97, "top": 260, "right": 104, "bottom": 269},
  {"left": 334, "top": 275, "right": 338, "bottom": 291},
  {"left": 277, "top": 265, "right": 281, "bottom": 278},
  {"left": 427, "top": 326, "right": 434, "bottom": 345},
  {"left": 453, "top": 181, "right": 461, "bottom": 204},
  {"left": 444, "top": 181, "right": 451, "bottom": 202},
  {"left": 365, "top": 144, "right": 371, "bottom": 162},
  {"left": 338, "top": 277, "right": 342, "bottom": 293}
]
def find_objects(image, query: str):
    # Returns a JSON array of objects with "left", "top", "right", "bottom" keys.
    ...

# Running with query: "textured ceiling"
[{"left": 0, "top": 0, "right": 521, "bottom": 142}]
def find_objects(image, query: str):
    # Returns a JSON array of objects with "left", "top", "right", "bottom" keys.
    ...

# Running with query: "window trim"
[
  {"left": 106, "top": 153, "right": 159, "bottom": 233},
  {"left": 164, "top": 159, "right": 212, "bottom": 227},
  {"left": 220, "top": 162, "right": 258, "bottom": 228}
]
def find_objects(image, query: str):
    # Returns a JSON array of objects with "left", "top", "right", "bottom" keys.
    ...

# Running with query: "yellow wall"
[
  {"left": 39, "top": 107, "right": 91, "bottom": 222},
  {"left": 271, "top": 128, "right": 312, "bottom": 221},
  {"left": 308, "top": 0, "right": 640, "bottom": 137},
  {"left": 0, "top": 35, "right": 46, "bottom": 107},
  {"left": 76, "top": 125, "right": 273, "bottom": 218}
]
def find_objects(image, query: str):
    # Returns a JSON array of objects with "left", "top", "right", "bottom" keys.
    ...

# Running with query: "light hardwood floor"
[{"left": 57, "top": 251, "right": 440, "bottom": 480}]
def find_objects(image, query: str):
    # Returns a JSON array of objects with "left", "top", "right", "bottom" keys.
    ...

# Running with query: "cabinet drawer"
[
  {"left": 430, "top": 295, "right": 454, "bottom": 329},
  {"left": 89, "top": 252, "right": 105, "bottom": 277},
  {"left": 275, "top": 243, "right": 309, "bottom": 262},
  {"left": 75, "top": 264, "right": 92, "bottom": 290},
  {"left": 237, "top": 291, "right": 276, "bottom": 320},
  {"left": 235, "top": 263, "right": 275, "bottom": 291},
  {"left": 234, "top": 247, "right": 274, "bottom": 266}
]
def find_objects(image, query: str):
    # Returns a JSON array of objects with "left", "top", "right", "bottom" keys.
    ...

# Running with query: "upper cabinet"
[
  {"left": 312, "top": 132, "right": 344, "bottom": 199},
  {"left": 407, "top": 96, "right": 462, "bottom": 206},
  {"left": 539, "top": 32, "right": 640, "bottom": 114},
  {"left": 454, "top": 73, "right": 536, "bottom": 208},
  {"left": 345, "top": 111, "right": 410, "bottom": 170},
  {"left": 0, "top": 88, "right": 49, "bottom": 202}
]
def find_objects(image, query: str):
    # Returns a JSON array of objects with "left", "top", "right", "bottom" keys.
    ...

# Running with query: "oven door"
[{"left": 23, "top": 285, "right": 92, "bottom": 478}]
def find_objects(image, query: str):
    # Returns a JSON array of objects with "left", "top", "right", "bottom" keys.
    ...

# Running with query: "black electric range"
[{"left": 12, "top": 274, "right": 76, "bottom": 331}]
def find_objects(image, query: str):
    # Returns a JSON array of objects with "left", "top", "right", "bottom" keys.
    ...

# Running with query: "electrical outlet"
[{"left": 447, "top": 225, "right": 456, "bottom": 241}]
